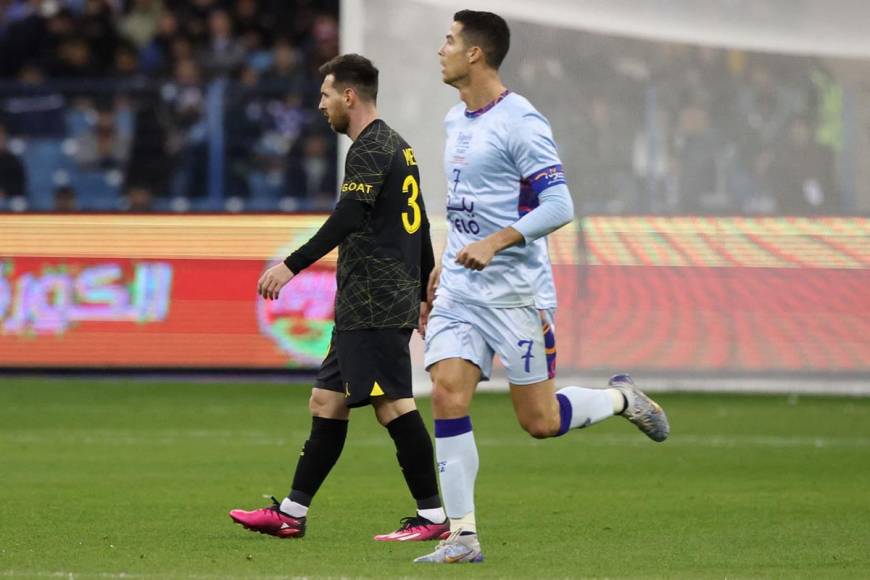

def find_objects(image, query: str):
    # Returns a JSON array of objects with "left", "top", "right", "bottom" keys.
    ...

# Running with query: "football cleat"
[
  {"left": 609, "top": 373, "right": 670, "bottom": 442},
  {"left": 413, "top": 529, "right": 484, "bottom": 563},
  {"left": 229, "top": 496, "right": 306, "bottom": 538},
  {"left": 374, "top": 515, "right": 450, "bottom": 542}
]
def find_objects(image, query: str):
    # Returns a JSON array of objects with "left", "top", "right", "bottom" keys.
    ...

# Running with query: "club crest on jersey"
[{"left": 455, "top": 132, "right": 473, "bottom": 155}]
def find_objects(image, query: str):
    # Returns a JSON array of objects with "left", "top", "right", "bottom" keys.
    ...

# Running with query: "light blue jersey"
[{"left": 438, "top": 91, "right": 565, "bottom": 308}]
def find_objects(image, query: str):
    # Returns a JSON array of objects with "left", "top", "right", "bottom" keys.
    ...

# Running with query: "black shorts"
[{"left": 314, "top": 327, "right": 414, "bottom": 408}]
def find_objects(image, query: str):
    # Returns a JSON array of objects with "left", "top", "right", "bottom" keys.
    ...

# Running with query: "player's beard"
[{"left": 327, "top": 109, "right": 350, "bottom": 135}]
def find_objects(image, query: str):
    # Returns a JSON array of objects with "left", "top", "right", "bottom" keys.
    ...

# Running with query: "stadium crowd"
[
  {"left": 0, "top": 1, "right": 848, "bottom": 214},
  {"left": 0, "top": 0, "right": 339, "bottom": 211},
  {"left": 517, "top": 30, "right": 844, "bottom": 215}
]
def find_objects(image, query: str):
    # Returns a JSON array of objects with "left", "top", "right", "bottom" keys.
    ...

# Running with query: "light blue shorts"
[{"left": 423, "top": 295, "right": 556, "bottom": 385}]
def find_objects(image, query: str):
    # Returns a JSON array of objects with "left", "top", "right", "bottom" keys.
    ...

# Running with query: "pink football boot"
[
  {"left": 229, "top": 497, "right": 306, "bottom": 538},
  {"left": 374, "top": 515, "right": 450, "bottom": 542}
]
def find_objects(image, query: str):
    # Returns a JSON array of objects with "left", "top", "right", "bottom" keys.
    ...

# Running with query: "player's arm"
[
  {"left": 257, "top": 199, "right": 368, "bottom": 300},
  {"left": 510, "top": 181, "right": 574, "bottom": 243},
  {"left": 456, "top": 182, "right": 573, "bottom": 270},
  {"left": 418, "top": 209, "right": 436, "bottom": 336},
  {"left": 258, "top": 131, "right": 389, "bottom": 299},
  {"left": 420, "top": 212, "right": 435, "bottom": 301},
  {"left": 284, "top": 199, "right": 368, "bottom": 274}
]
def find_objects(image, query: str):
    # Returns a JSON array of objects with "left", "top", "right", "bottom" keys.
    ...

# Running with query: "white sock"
[
  {"left": 451, "top": 511, "right": 477, "bottom": 534},
  {"left": 434, "top": 417, "right": 478, "bottom": 523},
  {"left": 280, "top": 497, "right": 308, "bottom": 518},
  {"left": 556, "top": 386, "right": 616, "bottom": 430},
  {"left": 606, "top": 387, "right": 627, "bottom": 414},
  {"left": 418, "top": 507, "right": 446, "bottom": 524}
]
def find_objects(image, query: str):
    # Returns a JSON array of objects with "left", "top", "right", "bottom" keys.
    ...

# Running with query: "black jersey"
[{"left": 332, "top": 119, "right": 432, "bottom": 330}]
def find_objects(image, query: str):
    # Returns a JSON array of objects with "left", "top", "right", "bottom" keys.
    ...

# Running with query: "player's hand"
[
  {"left": 418, "top": 301, "right": 430, "bottom": 339},
  {"left": 426, "top": 265, "right": 441, "bottom": 303},
  {"left": 456, "top": 239, "right": 497, "bottom": 271},
  {"left": 257, "top": 263, "right": 295, "bottom": 300}
]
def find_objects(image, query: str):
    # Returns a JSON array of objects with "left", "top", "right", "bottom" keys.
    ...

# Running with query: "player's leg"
[
  {"left": 351, "top": 327, "right": 447, "bottom": 541},
  {"left": 414, "top": 297, "right": 489, "bottom": 563},
  {"left": 229, "top": 332, "right": 350, "bottom": 538},
  {"left": 510, "top": 375, "right": 669, "bottom": 441},
  {"left": 429, "top": 356, "right": 482, "bottom": 532},
  {"left": 371, "top": 396, "right": 449, "bottom": 541},
  {"left": 507, "top": 309, "right": 668, "bottom": 440},
  {"left": 228, "top": 388, "right": 348, "bottom": 538},
  {"left": 486, "top": 306, "right": 623, "bottom": 437},
  {"left": 509, "top": 377, "right": 618, "bottom": 437},
  {"left": 282, "top": 388, "right": 350, "bottom": 515}
]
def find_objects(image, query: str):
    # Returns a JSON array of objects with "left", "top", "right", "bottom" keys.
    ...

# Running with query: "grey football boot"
[
  {"left": 609, "top": 373, "right": 670, "bottom": 442},
  {"left": 414, "top": 529, "right": 484, "bottom": 563}
]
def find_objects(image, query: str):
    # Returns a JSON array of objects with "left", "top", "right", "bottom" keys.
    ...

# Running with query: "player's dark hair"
[
  {"left": 318, "top": 53, "right": 379, "bottom": 103},
  {"left": 454, "top": 9, "right": 510, "bottom": 70}
]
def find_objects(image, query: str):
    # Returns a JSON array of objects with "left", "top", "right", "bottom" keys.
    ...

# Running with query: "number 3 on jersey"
[{"left": 402, "top": 174, "right": 421, "bottom": 234}]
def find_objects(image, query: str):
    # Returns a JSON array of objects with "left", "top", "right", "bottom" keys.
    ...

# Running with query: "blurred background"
[
  {"left": 0, "top": 0, "right": 340, "bottom": 212},
  {"left": 0, "top": 0, "right": 867, "bottom": 393}
]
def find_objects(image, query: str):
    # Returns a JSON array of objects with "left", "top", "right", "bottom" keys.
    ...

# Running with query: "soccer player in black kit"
[{"left": 229, "top": 54, "right": 449, "bottom": 542}]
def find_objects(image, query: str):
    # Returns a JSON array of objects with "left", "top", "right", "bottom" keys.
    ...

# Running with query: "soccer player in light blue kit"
[{"left": 415, "top": 10, "right": 670, "bottom": 564}]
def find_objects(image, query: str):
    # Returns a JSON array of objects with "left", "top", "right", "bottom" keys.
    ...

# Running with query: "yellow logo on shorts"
[
  {"left": 370, "top": 381, "right": 384, "bottom": 396},
  {"left": 344, "top": 382, "right": 350, "bottom": 397}
]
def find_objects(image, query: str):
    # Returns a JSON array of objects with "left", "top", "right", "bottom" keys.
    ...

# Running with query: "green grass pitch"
[{"left": 1, "top": 378, "right": 869, "bottom": 579}]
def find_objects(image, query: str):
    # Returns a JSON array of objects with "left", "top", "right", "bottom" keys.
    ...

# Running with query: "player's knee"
[
  {"left": 308, "top": 390, "right": 347, "bottom": 419},
  {"left": 521, "top": 417, "right": 559, "bottom": 439},
  {"left": 431, "top": 383, "right": 468, "bottom": 416}
]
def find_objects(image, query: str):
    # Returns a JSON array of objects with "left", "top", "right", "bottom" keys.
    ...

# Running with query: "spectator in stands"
[
  {"left": 674, "top": 102, "right": 722, "bottom": 213},
  {"left": 51, "top": 35, "right": 101, "bottom": 78},
  {"left": 112, "top": 39, "right": 143, "bottom": 80},
  {"left": 233, "top": 0, "right": 273, "bottom": 55},
  {"left": 76, "top": 109, "right": 131, "bottom": 170},
  {"left": 580, "top": 95, "right": 637, "bottom": 213},
  {"left": 265, "top": 91, "right": 308, "bottom": 150},
  {"left": 224, "top": 65, "right": 263, "bottom": 198},
  {"left": 53, "top": 184, "right": 77, "bottom": 212},
  {"left": 736, "top": 59, "right": 807, "bottom": 149},
  {"left": 127, "top": 97, "right": 170, "bottom": 196},
  {"left": 200, "top": 8, "right": 245, "bottom": 78},
  {"left": 0, "top": 64, "right": 65, "bottom": 137},
  {"left": 139, "top": 8, "right": 180, "bottom": 75},
  {"left": 0, "top": 0, "right": 46, "bottom": 78},
  {"left": 170, "top": 0, "right": 216, "bottom": 46},
  {"left": 304, "top": 14, "right": 338, "bottom": 78},
  {"left": 769, "top": 116, "right": 837, "bottom": 214},
  {"left": 263, "top": 37, "right": 303, "bottom": 85},
  {"left": 161, "top": 57, "right": 207, "bottom": 197},
  {"left": 168, "top": 35, "right": 197, "bottom": 77},
  {"left": 120, "top": 0, "right": 161, "bottom": 50},
  {"left": 632, "top": 108, "right": 674, "bottom": 213},
  {"left": 42, "top": 8, "right": 77, "bottom": 69},
  {"left": 125, "top": 183, "right": 154, "bottom": 211},
  {"left": 285, "top": 131, "right": 336, "bottom": 209},
  {"left": 79, "top": 0, "right": 120, "bottom": 72},
  {"left": 0, "top": 123, "right": 27, "bottom": 203}
]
